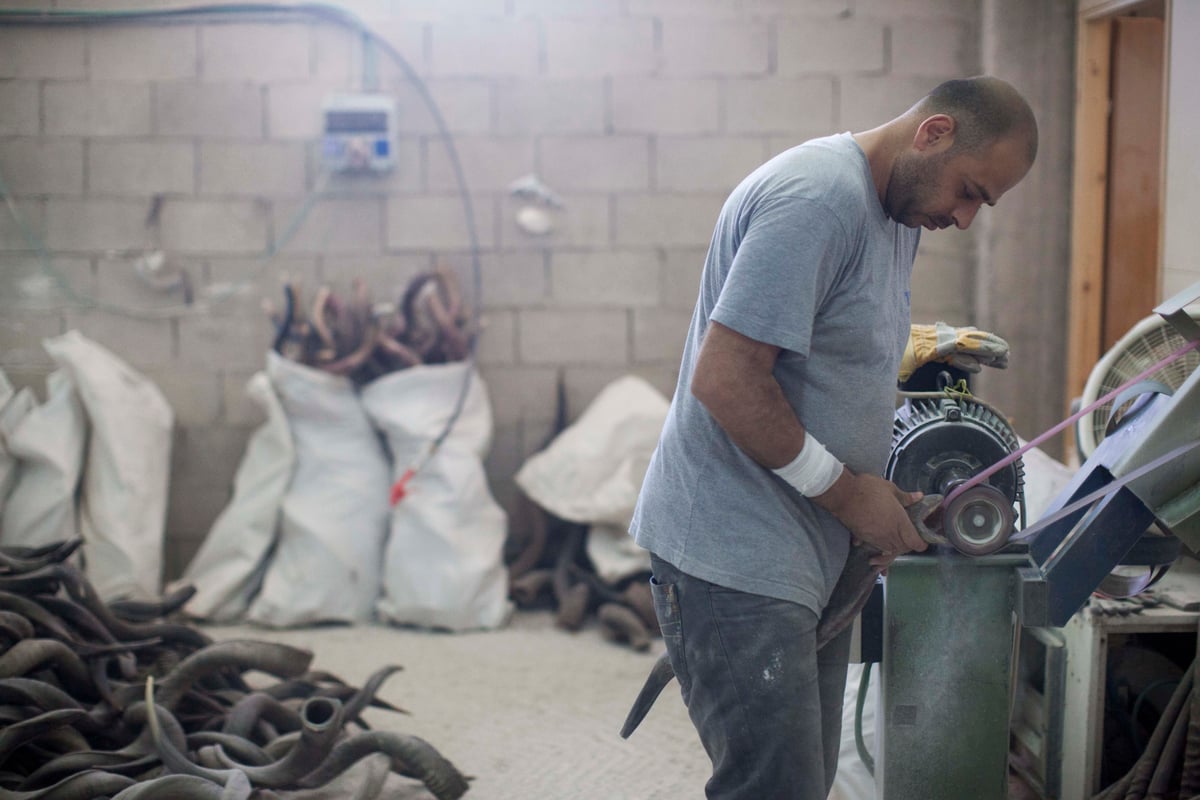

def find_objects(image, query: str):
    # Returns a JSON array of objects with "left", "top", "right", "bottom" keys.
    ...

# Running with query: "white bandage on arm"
[{"left": 772, "top": 432, "right": 844, "bottom": 497}]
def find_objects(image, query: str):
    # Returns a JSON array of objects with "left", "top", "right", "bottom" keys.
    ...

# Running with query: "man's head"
[{"left": 883, "top": 76, "right": 1038, "bottom": 231}]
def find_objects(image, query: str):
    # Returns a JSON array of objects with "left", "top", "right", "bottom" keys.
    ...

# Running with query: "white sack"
[
  {"left": 515, "top": 374, "right": 669, "bottom": 581},
  {"left": 246, "top": 352, "right": 391, "bottom": 627},
  {"left": 173, "top": 372, "right": 294, "bottom": 622},
  {"left": 0, "top": 375, "right": 34, "bottom": 518},
  {"left": 43, "top": 331, "right": 172, "bottom": 601},
  {"left": 515, "top": 374, "right": 669, "bottom": 528},
  {"left": 361, "top": 362, "right": 510, "bottom": 632},
  {"left": 0, "top": 369, "right": 87, "bottom": 548}
]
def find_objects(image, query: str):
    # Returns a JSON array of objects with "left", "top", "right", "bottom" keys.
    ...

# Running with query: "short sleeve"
[{"left": 711, "top": 196, "right": 850, "bottom": 357}]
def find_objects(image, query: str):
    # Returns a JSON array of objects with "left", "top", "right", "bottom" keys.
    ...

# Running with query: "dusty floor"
[
  {"left": 207, "top": 610, "right": 712, "bottom": 800},
  {"left": 206, "top": 611, "right": 1037, "bottom": 800}
]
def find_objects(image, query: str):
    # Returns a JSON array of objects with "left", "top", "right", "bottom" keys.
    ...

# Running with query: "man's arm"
[{"left": 691, "top": 321, "right": 926, "bottom": 555}]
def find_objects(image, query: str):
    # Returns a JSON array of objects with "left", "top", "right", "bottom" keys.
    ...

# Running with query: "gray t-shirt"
[{"left": 630, "top": 133, "right": 920, "bottom": 613}]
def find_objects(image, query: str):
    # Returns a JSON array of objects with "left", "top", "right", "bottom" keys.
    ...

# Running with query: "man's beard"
[{"left": 884, "top": 151, "right": 946, "bottom": 228}]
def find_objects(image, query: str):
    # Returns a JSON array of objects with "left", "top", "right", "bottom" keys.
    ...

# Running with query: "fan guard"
[{"left": 1076, "top": 311, "right": 1200, "bottom": 460}]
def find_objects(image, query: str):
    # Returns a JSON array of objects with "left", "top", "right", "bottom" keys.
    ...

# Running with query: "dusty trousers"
[{"left": 649, "top": 553, "right": 853, "bottom": 800}]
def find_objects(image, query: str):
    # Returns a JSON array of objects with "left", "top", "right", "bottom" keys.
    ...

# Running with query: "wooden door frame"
[{"left": 1066, "top": 0, "right": 1169, "bottom": 439}]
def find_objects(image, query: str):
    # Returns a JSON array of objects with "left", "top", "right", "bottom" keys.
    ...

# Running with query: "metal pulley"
[{"left": 886, "top": 396, "right": 1024, "bottom": 556}]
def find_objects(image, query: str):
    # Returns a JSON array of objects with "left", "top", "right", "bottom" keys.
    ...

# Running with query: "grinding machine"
[{"left": 874, "top": 284, "right": 1200, "bottom": 800}]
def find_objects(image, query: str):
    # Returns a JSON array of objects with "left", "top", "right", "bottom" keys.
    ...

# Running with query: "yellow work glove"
[{"left": 898, "top": 322, "right": 1009, "bottom": 383}]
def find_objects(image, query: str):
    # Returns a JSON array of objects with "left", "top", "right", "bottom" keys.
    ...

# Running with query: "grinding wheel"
[{"left": 943, "top": 484, "right": 1015, "bottom": 556}]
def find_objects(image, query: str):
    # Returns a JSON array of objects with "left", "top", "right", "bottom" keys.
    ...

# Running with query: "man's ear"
[{"left": 913, "top": 114, "right": 956, "bottom": 153}]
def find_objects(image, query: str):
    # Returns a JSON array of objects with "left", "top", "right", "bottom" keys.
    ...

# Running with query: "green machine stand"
[{"left": 877, "top": 553, "right": 1027, "bottom": 800}]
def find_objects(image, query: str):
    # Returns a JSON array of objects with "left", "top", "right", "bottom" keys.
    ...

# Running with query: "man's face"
[{"left": 885, "top": 134, "right": 1031, "bottom": 231}]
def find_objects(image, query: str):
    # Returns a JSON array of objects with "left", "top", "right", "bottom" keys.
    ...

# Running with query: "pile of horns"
[
  {"left": 265, "top": 268, "right": 473, "bottom": 385},
  {"left": 0, "top": 539, "right": 469, "bottom": 799}
]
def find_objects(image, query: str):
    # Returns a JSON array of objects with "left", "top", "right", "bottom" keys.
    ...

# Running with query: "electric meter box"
[{"left": 321, "top": 94, "right": 398, "bottom": 173}]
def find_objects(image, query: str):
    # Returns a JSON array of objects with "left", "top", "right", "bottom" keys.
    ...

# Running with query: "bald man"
[{"left": 628, "top": 76, "right": 1038, "bottom": 799}]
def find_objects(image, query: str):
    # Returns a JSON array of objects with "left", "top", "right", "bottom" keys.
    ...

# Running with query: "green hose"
[{"left": 855, "top": 661, "right": 875, "bottom": 776}]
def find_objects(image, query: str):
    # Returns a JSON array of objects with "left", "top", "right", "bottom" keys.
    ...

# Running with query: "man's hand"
[
  {"left": 898, "top": 322, "right": 1009, "bottom": 382},
  {"left": 812, "top": 472, "right": 928, "bottom": 555}
]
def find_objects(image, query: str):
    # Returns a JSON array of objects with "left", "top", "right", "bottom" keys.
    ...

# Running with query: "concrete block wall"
[{"left": 0, "top": 0, "right": 984, "bottom": 584}]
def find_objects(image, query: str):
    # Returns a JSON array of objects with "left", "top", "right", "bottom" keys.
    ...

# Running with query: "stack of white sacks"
[
  {"left": 174, "top": 351, "right": 511, "bottom": 632},
  {"left": 0, "top": 331, "right": 172, "bottom": 602}
]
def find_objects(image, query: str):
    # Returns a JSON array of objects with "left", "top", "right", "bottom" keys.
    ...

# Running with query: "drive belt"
[{"left": 943, "top": 338, "right": 1200, "bottom": 511}]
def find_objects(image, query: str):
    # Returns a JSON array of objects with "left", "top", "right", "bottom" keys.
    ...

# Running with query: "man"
[{"left": 628, "top": 76, "right": 1038, "bottom": 799}]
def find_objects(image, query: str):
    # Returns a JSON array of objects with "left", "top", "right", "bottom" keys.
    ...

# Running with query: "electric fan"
[{"left": 1075, "top": 310, "right": 1200, "bottom": 461}]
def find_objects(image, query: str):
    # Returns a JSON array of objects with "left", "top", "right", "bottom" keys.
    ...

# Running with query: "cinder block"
[
  {"left": 495, "top": 78, "right": 605, "bottom": 135},
  {"left": 143, "top": 369, "right": 222, "bottom": 426},
  {"left": 89, "top": 25, "right": 197, "bottom": 80},
  {"left": 165, "top": 483, "right": 234, "bottom": 542},
  {"left": 518, "top": 308, "right": 628, "bottom": 366},
  {"left": 0, "top": 28, "right": 86, "bottom": 79},
  {"left": 611, "top": 79, "right": 720, "bottom": 134},
  {"left": 449, "top": 250, "right": 548, "bottom": 308},
  {"left": 633, "top": 307, "right": 692, "bottom": 363},
  {"left": 386, "top": 195, "right": 497, "bottom": 250},
  {"left": 273, "top": 197, "right": 384, "bottom": 254},
  {"left": 199, "top": 142, "right": 307, "bottom": 196},
  {"left": 725, "top": 78, "right": 836, "bottom": 135},
  {"left": 311, "top": 21, "right": 356, "bottom": 85},
  {"left": 910, "top": 249, "right": 971, "bottom": 322},
  {"left": 45, "top": 198, "right": 149, "bottom": 252},
  {"left": 777, "top": 18, "right": 886, "bottom": 75},
  {"left": 0, "top": 139, "right": 83, "bottom": 196},
  {"left": 359, "top": 0, "right": 506, "bottom": 20},
  {"left": 200, "top": 23, "right": 310, "bottom": 82},
  {"left": 856, "top": 0, "right": 977, "bottom": 20},
  {"left": 427, "top": 135, "right": 536, "bottom": 193},
  {"left": 160, "top": 200, "right": 269, "bottom": 255},
  {"left": 513, "top": 0, "right": 623, "bottom": 17},
  {"left": 0, "top": 255, "right": 93, "bottom": 310},
  {"left": 93, "top": 255, "right": 203, "bottom": 314},
  {"left": 550, "top": 250, "right": 660, "bottom": 307},
  {"left": 662, "top": 247, "right": 706, "bottom": 309},
  {"left": 170, "top": 424, "right": 254, "bottom": 487},
  {"left": 220, "top": 368, "right": 268, "bottom": 426},
  {"left": 839, "top": 75, "right": 941, "bottom": 131},
  {"left": 661, "top": 19, "right": 769, "bottom": 76},
  {"left": 390, "top": 79, "right": 493, "bottom": 136},
  {"left": 498, "top": 194, "right": 610, "bottom": 250},
  {"left": 544, "top": 18, "right": 657, "bottom": 77},
  {"left": 155, "top": 83, "right": 264, "bottom": 139},
  {"left": 891, "top": 19, "right": 977, "bottom": 76},
  {"left": 177, "top": 312, "right": 273, "bottom": 370},
  {"left": 88, "top": 140, "right": 194, "bottom": 196},
  {"left": 0, "top": 311, "right": 64, "bottom": 366},
  {"left": 430, "top": 20, "right": 540, "bottom": 77},
  {"left": 742, "top": 0, "right": 851, "bottom": 15},
  {"left": 917, "top": 225, "right": 974, "bottom": 261},
  {"left": 474, "top": 308, "right": 516, "bottom": 365},
  {"left": 0, "top": 82, "right": 39, "bottom": 135},
  {"left": 540, "top": 136, "right": 650, "bottom": 192},
  {"left": 45, "top": 83, "right": 152, "bottom": 137},
  {"left": 477, "top": 364, "right": 561, "bottom": 425},
  {"left": 61, "top": 309, "right": 175, "bottom": 369},
  {"left": 657, "top": 137, "right": 765, "bottom": 192},
  {"left": 205, "top": 255, "right": 322, "bottom": 319},
  {"left": 0, "top": 199, "right": 47, "bottom": 253},
  {"left": 267, "top": 82, "right": 340, "bottom": 139},
  {"left": 0, "top": 365, "right": 55, "bottom": 403},
  {"left": 615, "top": 193, "right": 724, "bottom": 247},
  {"left": 346, "top": 16, "right": 426, "bottom": 70},
  {"left": 626, "top": 0, "right": 742, "bottom": 17}
]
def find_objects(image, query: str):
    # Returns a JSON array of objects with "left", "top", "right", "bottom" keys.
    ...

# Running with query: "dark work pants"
[{"left": 649, "top": 553, "right": 853, "bottom": 800}]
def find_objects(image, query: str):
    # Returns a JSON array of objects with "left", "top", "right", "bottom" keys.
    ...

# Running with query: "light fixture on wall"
[{"left": 508, "top": 174, "right": 564, "bottom": 237}]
